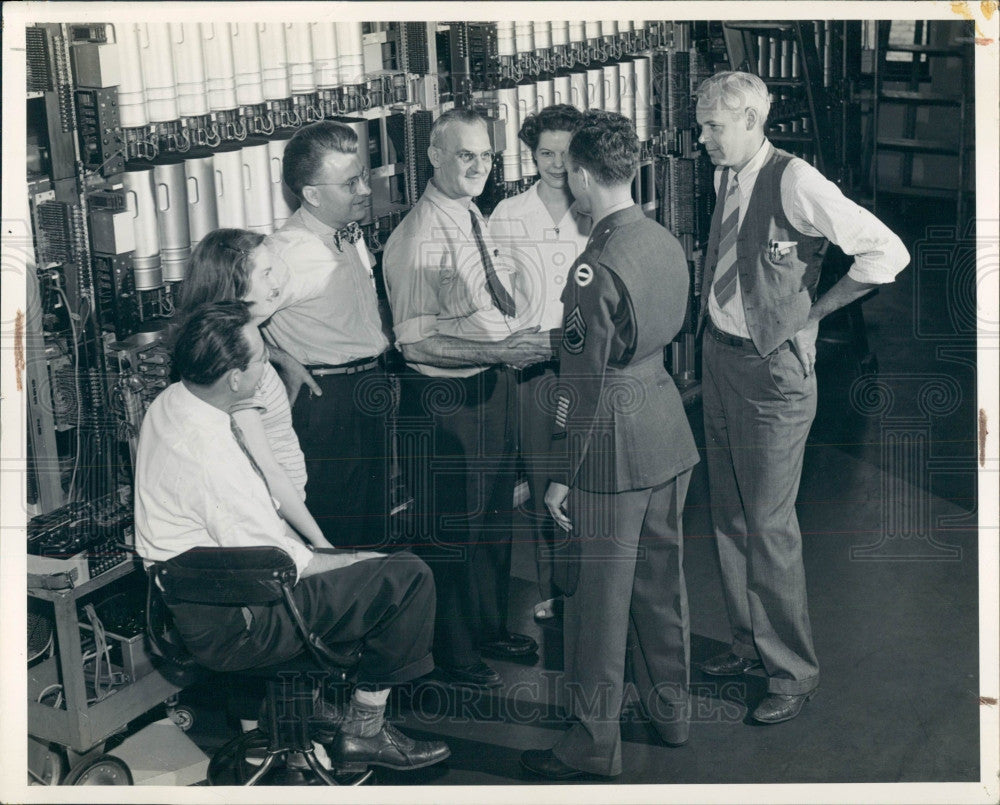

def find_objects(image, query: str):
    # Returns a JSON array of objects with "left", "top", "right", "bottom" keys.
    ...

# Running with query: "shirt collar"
[
  {"left": 297, "top": 205, "right": 341, "bottom": 239},
  {"left": 592, "top": 203, "right": 645, "bottom": 235},
  {"left": 730, "top": 138, "right": 773, "bottom": 185},
  {"left": 423, "top": 178, "right": 481, "bottom": 233},
  {"left": 174, "top": 381, "right": 234, "bottom": 428}
]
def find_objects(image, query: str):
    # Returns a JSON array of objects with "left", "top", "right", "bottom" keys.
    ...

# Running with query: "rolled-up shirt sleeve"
[
  {"left": 782, "top": 159, "right": 910, "bottom": 284},
  {"left": 382, "top": 224, "right": 443, "bottom": 346}
]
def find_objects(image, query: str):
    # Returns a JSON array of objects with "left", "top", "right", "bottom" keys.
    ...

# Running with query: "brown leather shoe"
[
  {"left": 330, "top": 722, "right": 450, "bottom": 772},
  {"left": 699, "top": 651, "right": 762, "bottom": 677},
  {"left": 751, "top": 689, "right": 818, "bottom": 724}
]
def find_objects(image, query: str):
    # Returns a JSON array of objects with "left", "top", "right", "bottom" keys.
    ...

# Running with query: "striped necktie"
[
  {"left": 230, "top": 416, "right": 271, "bottom": 496},
  {"left": 469, "top": 209, "right": 516, "bottom": 317},
  {"left": 711, "top": 171, "right": 742, "bottom": 309}
]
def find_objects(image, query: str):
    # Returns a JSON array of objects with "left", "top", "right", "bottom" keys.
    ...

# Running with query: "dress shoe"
[
  {"left": 480, "top": 631, "right": 538, "bottom": 659},
  {"left": 330, "top": 722, "right": 451, "bottom": 772},
  {"left": 751, "top": 689, "right": 818, "bottom": 724},
  {"left": 437, "top": 661, "right": 503, "bottom": 688},
  {"left": 699, "top": 651, "right": 762, "bottom": 677},
  {"left": 520, "top": 748, "right": 609, "bottom": 781},
  {"left": 533, "top": 598, "right": 562, "bottom": 621}
]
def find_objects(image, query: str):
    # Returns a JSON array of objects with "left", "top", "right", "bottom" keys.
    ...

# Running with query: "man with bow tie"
[
  {"left": 264, "top": 121, "right": 392, "bottom": 550},
  {"left": 382, "top": 108, "right": 554, "bottom": 689}
]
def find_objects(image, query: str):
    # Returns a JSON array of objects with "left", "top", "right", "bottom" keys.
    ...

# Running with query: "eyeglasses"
[
  {"left": 310, "top": 166, "right": 371, "bottom": 195},
  {"left": 452, "top": 149, "right": 495, "bottom": 166}
]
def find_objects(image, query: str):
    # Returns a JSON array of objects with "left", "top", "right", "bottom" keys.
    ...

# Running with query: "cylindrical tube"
[
  {"left": 311, "top": 22, "right": 340, "bottom": 89},
  {"left": 170, "top": 23, "right": 209, "bottom": 118},
  {"left": 619, "top": 21, "right": 634, "bottom": 34},
  {"left": 122, "top": 165, "right": 162, "bottom": 290},
  {"left": 757, "top": 35, "right": 768, "bottom": 77},
  {"left": 231, "top": 22, "right": 264, "bottom": 106},
  {"left": 213, "top": 144, "right": 247, "bottom": 229},
  {"left": 536, "top": 77, "right": 554, "bottom": 114},
  {"left": 551, "top": 22, "right": 569, "bottom": 48},
  {"left": 553, "top": 73, "right": 571, "bottom": 106},
  {"left": 337, "top": 22, "right": 365, "bottom": 85},
  {"left": 569, "top": 22, "right": 586, "bottom": 46},
  {"left": 183, "top": 148, "right": 219, "bottom": 247},
  {"left": 138, "top": 23, "right": 179, "bottom": 123},
  {"left": 241, "top": 139, "right": 275, "bottom": 234},
  {"left": 516, "top": 82, "right": 538, "bottom": 177},
  {"left": 586, "top": 65, "right": 604, "bottom": 110},
  {"left": 258, "top": 23, "right": 291, "bottom": 101},
  {"left": 533, "top": 21, "right": 552, "bottom": 50},
  {"left": 570, "top": 68, "right": 588, "bottom": 111},
  {"left": 633, "top": 55, "right": 651, "bottom": 140},
  {"left": 602, "top": 62, "right": 620, "bottom": 114},
  {"left": 515, "top": 22, "right": 534, "bottom": 56},
  {"left": 497, "top": 87, "right": 522, "bottom": 183},
  {"left": 619, "top": 57, "right": 636, "bottom": 123},
  {"left": 497, "top": 22, "right": 516, "bottom": 58},
  {"left": 115, "top": 22, "right": 149, "bottom": 128},
  {"left": 585, "top": 22, "right": 602, "bottom": 41},
  {"left": 285, "top": 23, "right": 316, "bottom": 94},
  {"left": 267, "top": 133, "right": 296, "bottom": 229},
  {"left": 152, "top": 157, "right": 191, "bottom": 282},
  {"left": 602, "top": 21, "right": 618, "bottom": 36},
  {"left": 202, "top": 22, "right": 238, "bottom": 111}
]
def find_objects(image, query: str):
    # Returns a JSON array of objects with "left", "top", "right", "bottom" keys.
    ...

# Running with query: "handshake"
[{"left": 498, "top": 327, "right": 561, "bottom": 370}]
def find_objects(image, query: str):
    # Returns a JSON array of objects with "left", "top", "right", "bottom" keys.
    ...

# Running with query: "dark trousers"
[
  {"left": 166, "top": 552, "right": 435, "bottom": 687},
  {"left": 517, "top": 362, "right": 560, "bottom": 601},
  {"left": 702, "top": 332, "right": 820, "bottom": 695},
  {"left": 397, "top": 366, "right": 518, "bottom": 668},
  {"left": 292, "top": 368, "right": 392, "bottom": 549},
  {"left": 554, "top": 472, "right": 692, "bottom": 776}
]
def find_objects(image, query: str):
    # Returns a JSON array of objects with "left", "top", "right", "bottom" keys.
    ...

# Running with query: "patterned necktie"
[
  {"left": 333, "top": 221, "right": 363, "bottom": 252},
  {"left": 469, "top": 209, "right": 516, "bottom": 318},
  {"left": 230, "top": 416, "right": 271, "bottom": 496},
  {"left": 711, "top": 171, "right": 742, "bottom": 309}
]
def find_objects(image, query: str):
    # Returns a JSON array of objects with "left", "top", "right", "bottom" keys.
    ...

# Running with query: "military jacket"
[{"left": 551, "top": 205, "right": 699, "bottom": 493}]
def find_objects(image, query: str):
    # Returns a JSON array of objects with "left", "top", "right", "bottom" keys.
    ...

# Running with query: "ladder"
[
  {"left": 720, "top": 21, "right": 835, "bottom": 174},
  {"left": 869, "top": 20, "right": 972, "bottom": 224}
]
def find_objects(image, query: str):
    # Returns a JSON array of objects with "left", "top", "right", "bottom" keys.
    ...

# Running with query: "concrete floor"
[{"left": 181, "top": 198, "right": 982, "bottom": 788}]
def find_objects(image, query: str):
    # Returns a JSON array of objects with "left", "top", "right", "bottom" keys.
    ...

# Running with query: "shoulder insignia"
[
  {"left": 574, "top": 263, "right": 594, "bottom": 287},
  {"left": 562, "top": 305, "right": 587, "bottom": 355}
]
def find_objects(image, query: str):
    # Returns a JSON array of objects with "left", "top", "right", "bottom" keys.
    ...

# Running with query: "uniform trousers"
[
  {"left": 291, "top": 367, "right": 391, "bottom": 549},
  {"left": 164, "top": 551, "right": 436, "bottom": 686},
  {"left": 516, "top": 361, "right": 560, "bottom": 600},
  {"left": 553, "top": 471, "right": 692, "bottom": 777},
  {"left": 397, "top": 366, "right": 518, "bottom": 668},
  {"left": 701, "top": 330, "right": 820, "bottom": 695}
]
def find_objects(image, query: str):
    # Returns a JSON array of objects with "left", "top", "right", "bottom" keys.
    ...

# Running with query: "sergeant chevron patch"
[{"left": 562, "top": 305, "right": 586, "bottom": 354}]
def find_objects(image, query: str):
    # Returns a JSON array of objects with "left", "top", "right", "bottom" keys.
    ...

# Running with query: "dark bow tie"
[{"left": 333, "top": 221, "right": 363, "bottom": 251}]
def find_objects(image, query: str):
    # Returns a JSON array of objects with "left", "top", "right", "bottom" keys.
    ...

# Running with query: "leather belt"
[
  {"left": 306, "top": 356, "right": 380, "bottom": 376},
  {"left": 707, "top": 319, "right": 755, "bottom": 348}
]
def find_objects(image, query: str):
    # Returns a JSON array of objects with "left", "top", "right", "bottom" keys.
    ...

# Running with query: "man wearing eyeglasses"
[
  {"left": 263, "top": 121, "right": 392, "bottom": 551},
  {"left": 383, "top": 108, "right": 554, "bottom": 689}
]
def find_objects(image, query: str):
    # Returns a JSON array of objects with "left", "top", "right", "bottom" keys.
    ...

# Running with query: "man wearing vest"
[{"left": 694, "top": 71, "right": 909, "bottom": 724}]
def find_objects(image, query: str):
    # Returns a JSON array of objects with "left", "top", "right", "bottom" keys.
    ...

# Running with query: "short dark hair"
[
  {"left": 429, "top": 107, "right": 487, "bottom": 149},
  {"left": 173, "top": 301, "right": 253, "bottom": 387},
  {"left": 518, "top": 103, "right": 582, "bottom": 151},
  {"left": 282, "top": 121, "right": 359, "bottom": 198},
  {"left": 178, "top": 228, "right": 266, "bottom": 313},
  {"left": 568, "top": 110, "right": 639, "bottom": 186}
]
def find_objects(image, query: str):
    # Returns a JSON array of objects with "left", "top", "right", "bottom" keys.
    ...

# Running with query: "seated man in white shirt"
[{"left": 134, "top": 300, "right": 449, "bottom": 772}]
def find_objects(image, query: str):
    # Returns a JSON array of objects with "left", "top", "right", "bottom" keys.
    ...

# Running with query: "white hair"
[{"left": 696, "top": 71, "right": 771, "bottom": 126}]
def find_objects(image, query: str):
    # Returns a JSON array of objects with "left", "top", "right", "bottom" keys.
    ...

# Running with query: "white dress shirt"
[
  {"left": 709, "top": 139, "right": 910, "bottom": 339},
  {"left": 488, "top": 182, "right": 592, "bottom": 331},
  {"left": 134, "top": 382, "right": 314, "bottom": 579}
]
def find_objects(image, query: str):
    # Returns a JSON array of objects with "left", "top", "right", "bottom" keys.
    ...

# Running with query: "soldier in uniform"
[{"left": 520, "top": 111, "right": 700, "bottom": 780}]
